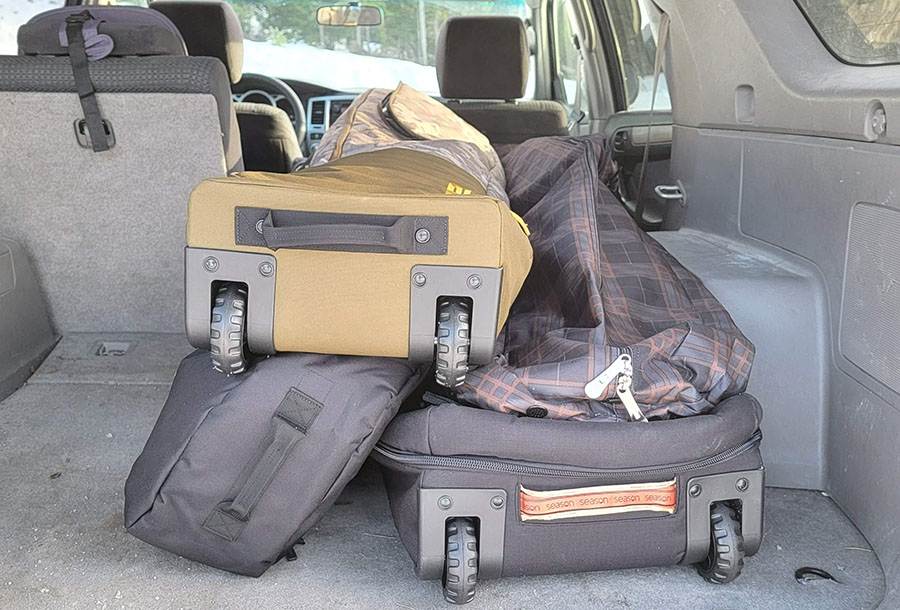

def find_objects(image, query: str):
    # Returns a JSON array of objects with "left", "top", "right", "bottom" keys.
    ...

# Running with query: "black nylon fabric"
[
  {"left": 380, "top": 394, "right": 761, "bottom": 470},
  {"left": 64, "top": 14, "right": 109, "bottom": 153},
  {"left": 125, "top": 350, "right": 423, "bottom": 576},
  {"left": 379, "top": 446, "right": 762, "bottom": 578},
  {"left": 376, "top": 401, "right": 763, "bottom": 577}
]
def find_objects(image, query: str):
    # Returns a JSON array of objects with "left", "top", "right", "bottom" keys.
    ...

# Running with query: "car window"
[
  {"left": 0, "top": 0, "right": 63, "bottom": 55},
  {"left": 2, "top": 0, "right": 535, "bottom": 96},
  {"left": 230, "top": 0, "right": 534, "bottom": 95},
  {"left": 605, "top": 0, "right": 670, "bottom": 112},
  {"left": 551, "top": 0, "right": 580, "bottom": 105},
  {"left": 795, "top": 0, "right": 900, "bottom": 65}
]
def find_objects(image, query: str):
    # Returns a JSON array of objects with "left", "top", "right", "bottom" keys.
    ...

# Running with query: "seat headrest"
[
  {"left": 149, "top": 1, "right": 244, "bottom": 84},
  {"left": 18, "top": 7, "right": 187, "bottom": 58},
  {"left": 436, "top": 16, "right": 529, "bottom": 101}
]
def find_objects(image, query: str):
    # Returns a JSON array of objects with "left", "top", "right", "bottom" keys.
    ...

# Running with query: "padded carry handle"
[
  {"left": 262, "top": 210, "right": 411, "bottom": 253},
  {"left": 203, "top": 388, "right": 323, "bottom": 542},
  {"left": 235, "top": 207, "right": 448, "bottom": 255}
]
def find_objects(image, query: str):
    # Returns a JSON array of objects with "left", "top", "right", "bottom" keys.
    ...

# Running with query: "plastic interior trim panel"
[{"left": 306, "top": 94, "right": 357, "bottom": 151}]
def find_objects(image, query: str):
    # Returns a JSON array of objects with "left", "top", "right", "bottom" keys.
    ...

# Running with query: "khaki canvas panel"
[
  {"left": 187, "top": 150, "right": 532, "bottom": 358},
  {"left": 245, "top": 148, "right": 487, "bottom": 196}
]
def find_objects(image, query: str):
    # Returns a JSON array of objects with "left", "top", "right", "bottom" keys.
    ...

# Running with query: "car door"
[
  {"left": 597, "top": 0, "right": 675, "bottom": 229},
  {"left": 550, "top": 0, "right": 676, "bottom": 229}
]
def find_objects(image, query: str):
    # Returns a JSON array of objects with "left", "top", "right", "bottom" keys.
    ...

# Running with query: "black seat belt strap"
[
  {"left": 203, "top": 388, "right": 324, "bottom": 541},
  {"left": 633, "top": 12, "right": 670, "bottom": 228},
  {"left": 65, "top": 12, "right": 109, "bottom": 153}
]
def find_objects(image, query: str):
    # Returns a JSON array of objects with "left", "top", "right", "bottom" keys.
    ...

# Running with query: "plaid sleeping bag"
[{"left": 457, "top": 135, "right": 755, "bottom": 421}]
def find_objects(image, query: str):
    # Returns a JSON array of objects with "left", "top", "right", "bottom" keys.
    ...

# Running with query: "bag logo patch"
[
  {"left": 445, "top": 182, "right": 472, "bottom": 195},
  {"left": 519, "top": 480, "right": 676, "bottom": 521}
]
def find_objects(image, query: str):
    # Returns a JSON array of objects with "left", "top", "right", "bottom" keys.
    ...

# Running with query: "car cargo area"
[
  {"left": 0, "top": 333, "right": 885, "bottom": 609},
  {"left": 3, "top": 0, "right": 900, "bottom": 607}
]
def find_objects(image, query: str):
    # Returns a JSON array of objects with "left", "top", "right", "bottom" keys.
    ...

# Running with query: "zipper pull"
[
  {"left": 616, "top": 359, "right": 648, "bottom": 423},
  {"left": 616, "top": 365, "right": 647, "bottom": 422},
  {"left": 584, "top": 354, "right": 631, "bottom": 400}
]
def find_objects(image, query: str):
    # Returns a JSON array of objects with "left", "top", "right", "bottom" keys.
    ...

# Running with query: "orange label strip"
[{"left": 520, "top": 480, "right": 677, "bottom": 521}]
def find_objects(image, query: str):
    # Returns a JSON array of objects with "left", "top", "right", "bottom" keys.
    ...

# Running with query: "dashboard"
[
  {"left": 232, "top": 87, "right": 357, "bottom": 154},
  {"left": 306, "top": 95, "right": 357, "bottom": 152}
]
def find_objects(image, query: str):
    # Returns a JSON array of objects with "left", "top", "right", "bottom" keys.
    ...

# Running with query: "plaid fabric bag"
[{"left": 457, "top": 135, "right": 755, "bottom": 421}]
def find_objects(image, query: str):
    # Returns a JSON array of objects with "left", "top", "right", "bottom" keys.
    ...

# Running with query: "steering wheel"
[{"left": 235, "top": 73, "right": 307, "bottom": 146}]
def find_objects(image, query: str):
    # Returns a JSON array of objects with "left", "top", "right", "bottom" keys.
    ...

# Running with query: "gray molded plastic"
[
  {"left": 184, "top": 247, "right": 276, "bottom": 355},
  {"left": 682, "top": 469, "right": 764, "bottom": 565},
  {"left": 418, "top": 488, "right": 507, "bottom": 581},
  {"left": 652, "top": 229, "right": 827, "bottom": 490},
  {"left": 657, "top": 0, "right": 900, "bottom": 601},
  {"left": 656, "top": 0, "right": 900, "bottom": 146},
  {"left": 0, "top": 238, "right": 56, "bottom": 401},
  {"left": 408, "top": 265, "right": 502, "bottom": 365}
]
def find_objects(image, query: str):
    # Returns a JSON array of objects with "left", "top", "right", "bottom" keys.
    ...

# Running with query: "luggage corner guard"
[
  {"left": 408, "top": 265, "right": 502, "bottom": 365},
  {"left": 682, "top": 468, "right": 765, "bottom": 564},
  {"left": 184, "top": 247, "right": 277, "bottom": 355},
  {"left": 417, "top": 488, "right": 507, "bottom": 581}
]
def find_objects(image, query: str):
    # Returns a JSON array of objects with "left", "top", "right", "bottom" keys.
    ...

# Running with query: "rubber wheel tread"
[
  {"left": 435, "top": 298, "right": 471, "bottom": 389},
  {"left": 697, "top": 502, "right": 745, "bottom": 584},
  {"left": 209, "top": 283, "right": 248, "bottom": 375},
  {"left": 443, "top": 517, "right": 478, "bottom": 605}
]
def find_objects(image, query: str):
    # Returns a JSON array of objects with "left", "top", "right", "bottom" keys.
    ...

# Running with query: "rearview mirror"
[{"left": 316, "top": 5, "right": 383, "bottom": 27}]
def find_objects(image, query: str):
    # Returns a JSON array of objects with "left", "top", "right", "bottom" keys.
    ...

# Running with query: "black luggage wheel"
[
  {"left": 434, "top": 298, "right": 471, "bottom": 389},
  {"left": 443, "top": 517, "right": 478, "bottom": 605},
  {"left": 210, "top": 282, "right": 249, "bottom": 375},
  {"left": 696, "top": 502, "right": 745, "bottom": 584}
]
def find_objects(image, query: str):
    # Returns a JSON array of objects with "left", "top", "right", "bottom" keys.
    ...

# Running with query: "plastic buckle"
[{"left": 73, "top": 118, "right": 115, "bottom": 150}]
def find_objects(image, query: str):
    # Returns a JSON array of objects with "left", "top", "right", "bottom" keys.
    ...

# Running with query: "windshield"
[
  {"left": 232, "top": 0, "right": 532, "bottom": 94},
  {"left": 0, "top": 1, "right": 533, "bottom": 95}
]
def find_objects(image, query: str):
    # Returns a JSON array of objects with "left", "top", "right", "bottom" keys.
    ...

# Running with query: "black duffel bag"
[{"left": 125, "top": 350, "right": 422, "bottom": 576}]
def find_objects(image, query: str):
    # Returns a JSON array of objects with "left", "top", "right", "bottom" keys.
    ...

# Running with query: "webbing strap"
[
  {"left": 65, "top": 12, "right": 109, "bottom": 153},
  {"left": 203, "top": 388, "right": 323, "bottom": 541},
  {"left": 633, "top": 12, "right": 670, "bottom": 227}
]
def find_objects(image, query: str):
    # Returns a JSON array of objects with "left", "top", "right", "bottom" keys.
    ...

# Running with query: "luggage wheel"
[
  {"left": 209, "top": 282, "right": 249, "bottom": 375},
  {"left": 434, "top": 298, "right": 471, "bottom": 389},
  {"left": 696, "top": 502, "right": 745, "bottom": 584},
  {"left": 442, "top": 517, "right": 478, "bottom": 605}
]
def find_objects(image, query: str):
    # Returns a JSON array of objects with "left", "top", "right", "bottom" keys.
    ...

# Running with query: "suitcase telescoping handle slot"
[{"left": 236, "top": 207, "right": 449, "bottom": 255}]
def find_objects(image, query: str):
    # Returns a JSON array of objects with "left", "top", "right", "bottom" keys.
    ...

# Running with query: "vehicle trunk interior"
[{"left": 1, "top": 0, "right": 898, "bottom": 608}]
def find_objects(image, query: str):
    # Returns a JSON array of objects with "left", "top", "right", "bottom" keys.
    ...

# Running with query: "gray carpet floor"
[{"left": 0, "top": 333, "right": 885, "bottom": 609}]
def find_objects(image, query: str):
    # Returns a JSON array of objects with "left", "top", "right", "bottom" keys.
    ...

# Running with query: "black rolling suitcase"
[
  {"left": 374, "top": 395, "right": 764, "bottom": 604},
  {"left": 373, "top": 134, "right": 764, "bottom": 603}
]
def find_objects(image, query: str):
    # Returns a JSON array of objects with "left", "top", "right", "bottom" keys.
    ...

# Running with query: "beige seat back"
[{"left": 0, "top": 6, "right": 241, "bottom": 333}]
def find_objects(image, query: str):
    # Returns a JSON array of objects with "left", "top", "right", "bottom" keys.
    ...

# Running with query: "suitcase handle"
[{"left": 257, "top": 209, "right": 447, "bottom": 255}]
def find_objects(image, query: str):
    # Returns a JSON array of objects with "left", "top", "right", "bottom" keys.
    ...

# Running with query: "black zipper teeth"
[{"left": 374, "top": 430, "right": 761, "bottom": 479}]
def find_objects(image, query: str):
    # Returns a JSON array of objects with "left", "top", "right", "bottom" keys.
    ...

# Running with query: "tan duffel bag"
[{"left": 185, "top": 148, "right": 532, "bottom": 387}]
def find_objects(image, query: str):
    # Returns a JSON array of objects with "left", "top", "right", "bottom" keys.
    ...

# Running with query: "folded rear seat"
[{"left": 0, "top": 6, "right": 241, "bottom": 334}]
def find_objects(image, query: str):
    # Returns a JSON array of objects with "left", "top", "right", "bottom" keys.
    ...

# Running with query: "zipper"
[
  {"left": 584, "top": 347, "right": 646, "bottom": 423},
  {"left": 374, "top": 429, "right": 761, "bottom": 479}
]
